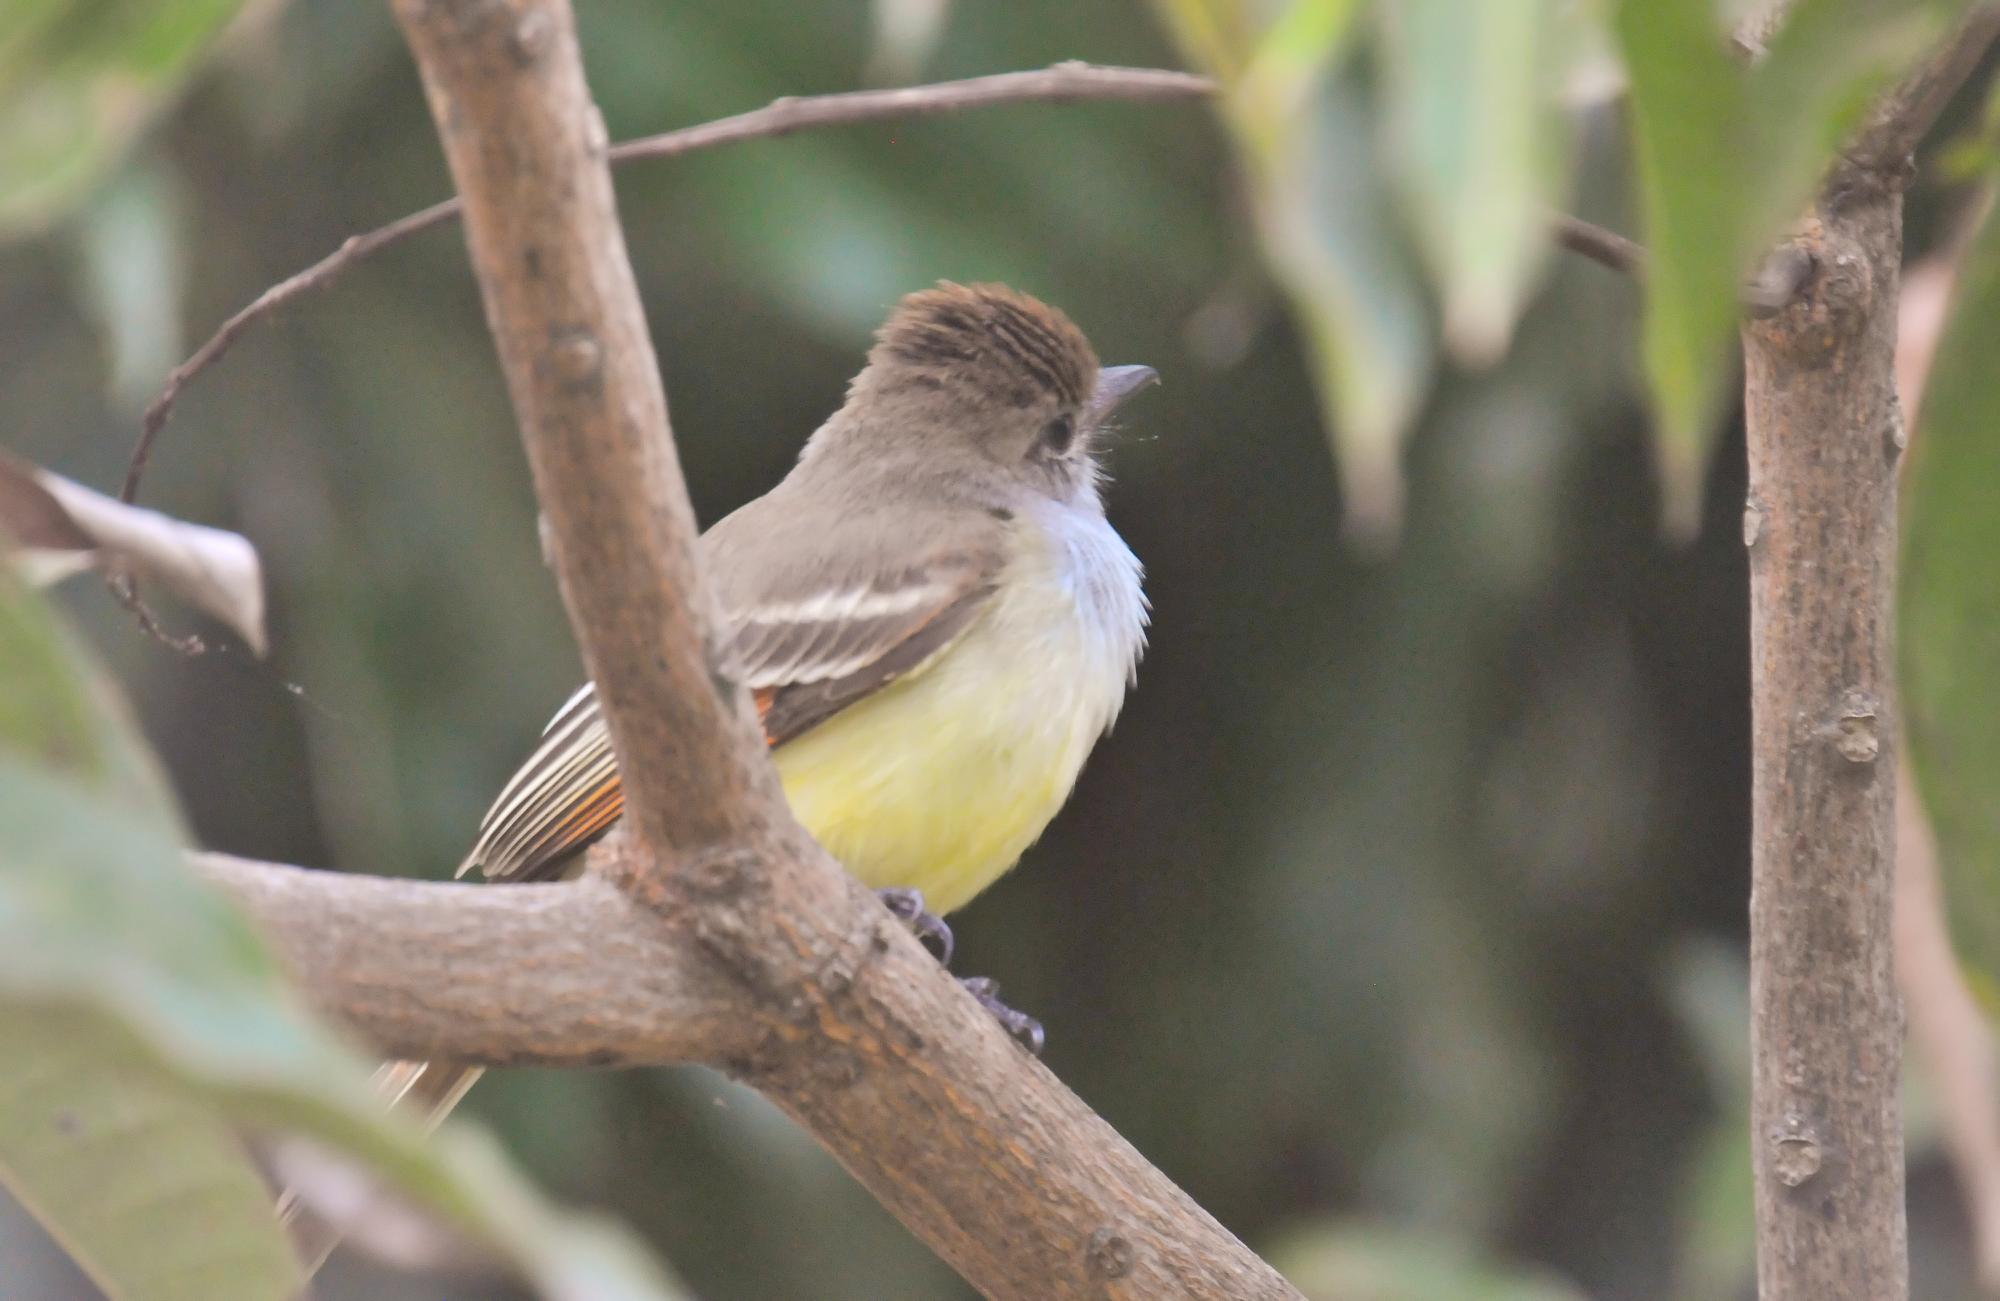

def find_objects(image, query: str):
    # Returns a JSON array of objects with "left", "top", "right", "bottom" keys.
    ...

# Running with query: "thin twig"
[
  {"left": 108, "top": 570, "right": 208, "bottom": 655},
  {"left": 117, "top": 62, "right": 1211, "bottom": 511},
  {"left": 1550, "top": 212, "right": 1646, "bottom": 278},
  {"left": 122, "top": 198, "right": 459, "bottom": 506}
]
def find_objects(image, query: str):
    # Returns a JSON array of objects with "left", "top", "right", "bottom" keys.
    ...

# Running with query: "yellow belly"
[{"left": 772, "top": 536, "right": 1136, "bottom": 915}]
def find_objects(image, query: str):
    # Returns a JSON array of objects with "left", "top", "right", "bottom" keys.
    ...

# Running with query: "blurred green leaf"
[
  {"left": 1660, "top": 940, "right": 1754, "bottom": 1301},
  {"left": 1156, "top": 0, "right": 1431, "bottom": 543},
  {"left": 1673, "top": 1121, "right": 1756, "bottom": 1301},
  {"left": 0, "top": 570, "right": 689, "bottom": 1298},
  {"left": 0, "top": 1004, "right": 304, "bottom": 1301},
  {"left": 1613, "top": 0, "right": 1947, "bottom": 535},
  {"left": 0, "top": 0, "right": 244, "bottom": 234},
  {"left": 1268, "top": 1220, "right": 1588, "bottom": 1301},
  {"left": 1903, "top": 199, "right": 2000, "bottom": 1000},
  {"left": 1376, "top": 0, "right": 1572, "bottom": 364}
]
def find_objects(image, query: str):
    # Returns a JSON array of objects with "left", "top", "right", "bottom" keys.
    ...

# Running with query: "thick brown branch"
[
  {"left": 194, "top": 853, "right": 753, "bottom": 1065},
  {"left": 1738, "top": 12, "right": 2000, "bottom": 1301},
  {"left": 381, "top": 1, "right": 1294, "bottom": 1296},
  {"left": 396, "top": 0, "right": 773, "bottom": 858},
  {"left": 117, "top": 63, "right": 1210, "bottom": 511},
  {"left": 1743, "top": 181, "right": 1908, "bottom": 1301},
  {"left": 204, "top": 829, "right": 1301, "bottom": 1298}
]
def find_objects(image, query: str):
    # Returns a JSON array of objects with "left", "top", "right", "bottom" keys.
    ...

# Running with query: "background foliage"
[{"left": 3, "top": 0, "right": 1998, "bottom": 1297}]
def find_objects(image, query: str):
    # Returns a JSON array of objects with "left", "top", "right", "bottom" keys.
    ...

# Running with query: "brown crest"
[{"left": 871, "top": 282, "right": 1098, "bottom": 409}]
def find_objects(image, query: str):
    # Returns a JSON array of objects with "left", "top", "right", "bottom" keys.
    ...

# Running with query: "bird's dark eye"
[{"left": 1039, "top": 413, "right": 1077, "bottom": 455}]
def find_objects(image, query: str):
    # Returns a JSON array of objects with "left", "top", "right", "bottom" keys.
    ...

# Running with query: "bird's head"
[{"left": 836, "top": 282, "right": 1156, "bottom": 500}]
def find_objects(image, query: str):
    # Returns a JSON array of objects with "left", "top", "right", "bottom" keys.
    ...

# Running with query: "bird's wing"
[{"left": 459, "top": 541, "right": 1001, "bottom": 883}]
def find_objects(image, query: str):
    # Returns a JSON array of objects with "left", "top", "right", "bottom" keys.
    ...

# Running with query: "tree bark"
[
  {"left": 1743, "top": 169, "right": 1908, "bottom": 1301},
  {"left": 1743, "top": 11, "right": 2000, "bottom": 1297}
]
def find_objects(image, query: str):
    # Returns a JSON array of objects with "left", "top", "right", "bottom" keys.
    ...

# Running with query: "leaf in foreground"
[
  {"left": 1903, "top": 202, "right": 2000, "bottom": 1002},
  {"left": 0, "top": 568, "right": 687, "bottom": 1298},
  {"left": 0, "top": 0, "right": 246, "bottom": 232},
  {"left": 1613, "top": 0, "right": 1945, "bottom": 536},
  {"left": 0, "top": 1004, "right": 304, "bottom": 1301}
]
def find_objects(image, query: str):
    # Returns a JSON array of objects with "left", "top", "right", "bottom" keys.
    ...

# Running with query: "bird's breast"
[{"left": 770, "top": 504, "right": 1145, "bottom": 913}]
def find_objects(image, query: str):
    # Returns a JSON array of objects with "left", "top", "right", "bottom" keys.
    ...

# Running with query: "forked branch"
[{"left": 196, "top": 2, "right": 1300, "bottom": 1297}]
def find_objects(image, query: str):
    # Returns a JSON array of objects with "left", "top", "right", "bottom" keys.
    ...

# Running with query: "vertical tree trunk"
[{"left": 1743, "top": 177, "right": 1908, "bottom": 1297}]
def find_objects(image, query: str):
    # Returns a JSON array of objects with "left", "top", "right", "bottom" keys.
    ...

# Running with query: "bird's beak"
[{"left": 1085, "top": 365, "right": 1159, "bottom": 427}]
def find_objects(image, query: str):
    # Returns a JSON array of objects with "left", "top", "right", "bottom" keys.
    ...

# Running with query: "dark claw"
[
  {"left": 875, "top": 886, "right": 953, "bottom": 967},
  {"left": 960, "top": 976, "right": 1045, "bottom": 1056}
]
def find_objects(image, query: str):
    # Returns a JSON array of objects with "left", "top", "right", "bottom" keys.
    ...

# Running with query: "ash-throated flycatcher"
[{"left": 396, "top": 281, "right": 1151, "bottom": 1107}]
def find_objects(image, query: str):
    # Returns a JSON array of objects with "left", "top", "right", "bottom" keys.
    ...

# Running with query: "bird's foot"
[
  {"left": 874, "top": 890, "right": 1040, "bottom": 1053},
  {"left": 960, "top": 976, "right": 1045, "bottom": 1057},
  {"left": 875, "top": 886, "right": 953, "bottom": 966}
]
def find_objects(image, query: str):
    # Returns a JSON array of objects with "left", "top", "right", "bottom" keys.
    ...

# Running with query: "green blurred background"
[{"left": 0, "top": 1, "right": 1988, "bottom": 1297}]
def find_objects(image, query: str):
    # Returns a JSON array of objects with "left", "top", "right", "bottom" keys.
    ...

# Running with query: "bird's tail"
[{"left": 274, "top": 1058, "right": 487, "bottom": 1278}]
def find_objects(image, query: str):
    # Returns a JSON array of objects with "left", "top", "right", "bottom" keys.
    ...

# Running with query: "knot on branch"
[
  {"left": 1770, "top": 1112, "right": 1830, "bottom": 1189},
  {"left": 1818, "top": 689, "right": 1883, "bottom": 766},
  {"left": 507, "top": 6, "right": 555, "bottom": 64},
  {"left": 1085, "top": 1225, "right": 1138, "bottom": 1279},
  {"left": 544, "top": 324, "right": 605, "bottom": 391},
  {"left": 1745, "top": 223, "right": 1878, "bottom": 364},
  {"left": 1829, "top": 148, "right": 1917, "bottom": 213}
]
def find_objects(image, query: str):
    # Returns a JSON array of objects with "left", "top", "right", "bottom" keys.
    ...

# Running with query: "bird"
[
  {"left": 377, "top": 280, "right": 1153, "bottom": 1121},
  {"left": 282, "top": 282, "right": 1154, "bottom": 1274}
]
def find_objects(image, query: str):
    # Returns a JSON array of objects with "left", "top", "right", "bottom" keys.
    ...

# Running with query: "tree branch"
[
  {"left": 195, "top": 854, "right": 754, "bottom": 1065},
  {"left": 117, "top": 62, "right": 1210, "bottom": 512},
  {"left": 1549, "top": 212, "right": 1646, "bottom": 278},
  {"left": 1740, "top": 12, "right": 1999, "bottom": 1301},
  {"left": 246, "top": 2, "right": 1304, "bottom": 1297},
  {"left": 1843, "top": 5, "right": 2000, "bottom": 184}
]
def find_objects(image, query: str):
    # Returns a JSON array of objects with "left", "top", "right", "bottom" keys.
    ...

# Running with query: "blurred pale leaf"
[
  {"left": 1157, "top": 0, "right": 1432, "bottom": 543},
  {"left": 0, "top": 0, "right": 245, "bottom": 234},
  {"left": 1553, "top": 0, "right": 1628, "bottom": 108},
  {"left": 1903, "top": 201, "right": 2000, "bottom": 1002},
  {"left": 0, "top": 570, "right": 689, "bottom": 1299},
  {"left": 1376, "top": 0, "right": 1572, "bottom": 364},
  {"left": 1613, "top": 0, "right": 1947, "bottom": 535},
  {"left": 75, "top": 158, "right": 186, "bottom": 413},
  {"left": 1268, "top": 1221, "right": 1588, "bottom": 1301},
  {"left": 864, "top": 0, "right": 953, "bottom": 85},
  {"left": 0, "top": 453, "right": 267, "bottom": 655}
]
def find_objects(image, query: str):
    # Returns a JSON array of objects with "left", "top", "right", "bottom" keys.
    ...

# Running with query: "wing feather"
[{"left": 459, "top": 556, "right": 998, "bottom": 882}]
